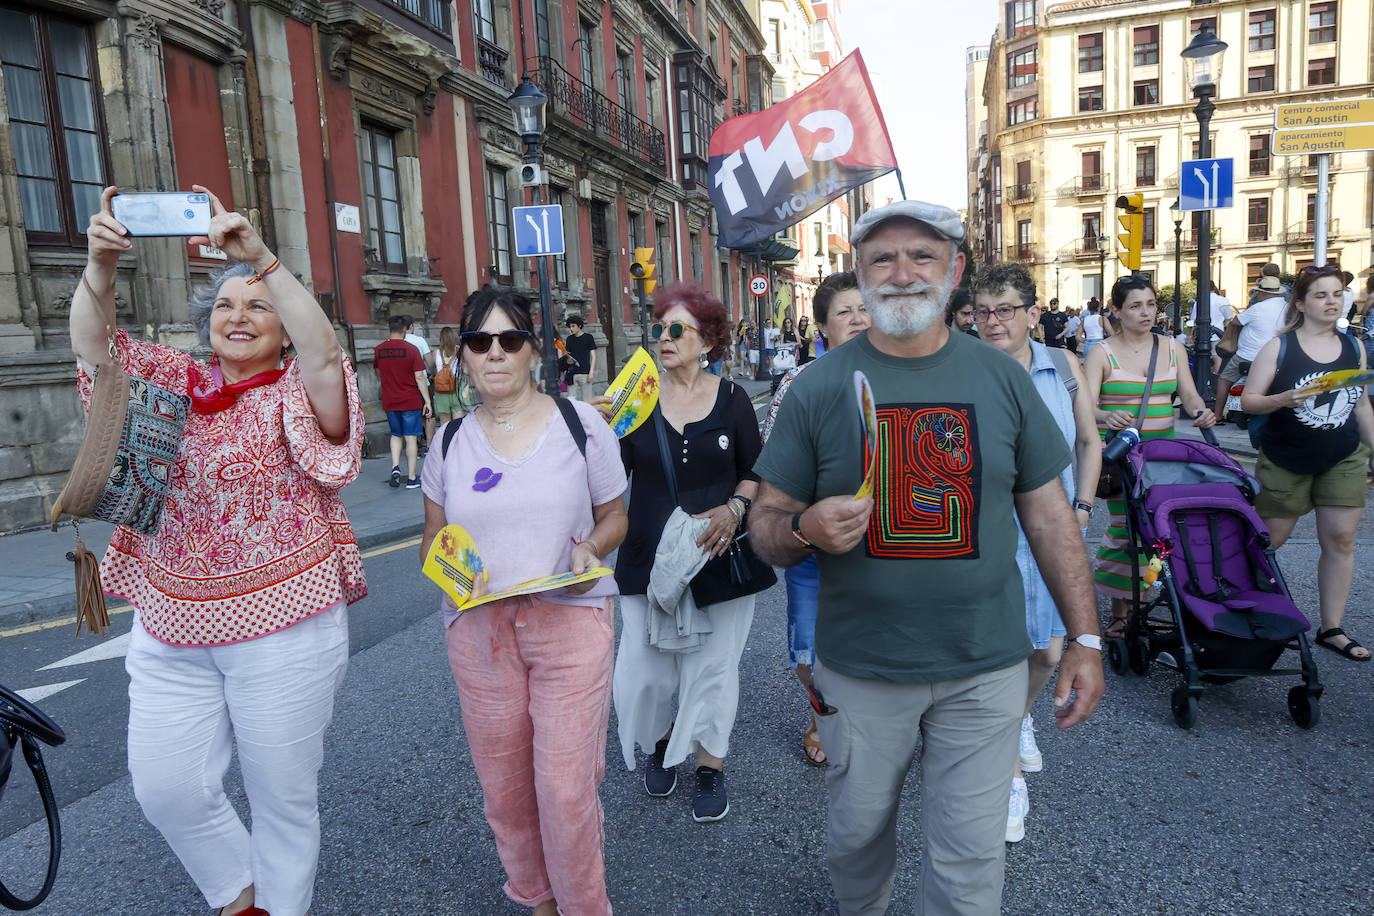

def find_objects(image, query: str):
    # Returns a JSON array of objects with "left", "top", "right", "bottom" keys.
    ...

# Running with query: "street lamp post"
[
  {"left": 1054, "top": 257, "right": 1060, "bottom": 304},
  {"left": 508, "top": 74, "right": 561, "bottom": 397},
  {"left": 1182, "top": 28, "right": 1227, "bottom": 405},
  {"left": 1170, "top": 198, "right": 1183, "bottom": 336}
]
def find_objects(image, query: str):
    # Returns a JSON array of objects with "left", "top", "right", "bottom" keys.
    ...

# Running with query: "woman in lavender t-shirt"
[{"left": 420, "top": 287, "right": 627, "bottom": 916}]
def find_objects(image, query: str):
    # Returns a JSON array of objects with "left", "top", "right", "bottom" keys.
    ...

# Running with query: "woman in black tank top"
[{"left": 1241, "top": 265, "right": 1374, "bottom": 661}]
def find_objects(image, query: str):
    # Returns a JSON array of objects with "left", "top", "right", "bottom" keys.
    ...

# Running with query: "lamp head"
[
  {"left": 1182, "top": 29, "right": 1227, "bottom": 97},
  {"left": 507, "top": 74, "right": 548, "bottom": 143}
]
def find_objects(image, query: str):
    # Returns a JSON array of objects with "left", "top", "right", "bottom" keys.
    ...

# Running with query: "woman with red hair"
[{"left": 604, "top": 283, "right": 774, "bottom": 824}]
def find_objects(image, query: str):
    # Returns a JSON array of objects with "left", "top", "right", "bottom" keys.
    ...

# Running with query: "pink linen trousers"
[{"left": 423, "top": 399, "right": 626, "bottom": 914}]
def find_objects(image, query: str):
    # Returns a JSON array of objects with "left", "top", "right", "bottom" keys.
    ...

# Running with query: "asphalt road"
[{"left": 4, "top": 505, "right": 1374, "bottom": 914}]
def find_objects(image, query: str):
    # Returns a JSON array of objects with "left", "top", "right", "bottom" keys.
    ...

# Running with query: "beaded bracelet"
[{"left": 246, "top": 257, "right": 281, "bottom": 285}]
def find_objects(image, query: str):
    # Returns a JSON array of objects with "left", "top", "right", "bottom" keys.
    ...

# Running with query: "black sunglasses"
[
  {"left": 1299, "top": 262, "right": 1341, "bottom": 276},
  {"left": 461, "top": 330, "right": 533, "bottom": 354},
  {"left": 1113, "top": 276, "right": 1153, "bottom": 291}
]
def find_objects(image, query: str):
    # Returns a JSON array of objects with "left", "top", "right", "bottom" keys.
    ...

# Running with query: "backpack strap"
[
  {"left": 442, "top": 399, "right": 587, "bottom": 462},
  {"left": 441, "top": 417, "right": 463, "bottom": 459},
  {"left": 1046, "top": 346, "right": 1079, "bottom": 401},
  {"left": 554, "top": 396, "right": 588, "bottom": 458}
]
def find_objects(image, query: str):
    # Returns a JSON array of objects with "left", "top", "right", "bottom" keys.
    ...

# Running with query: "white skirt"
[{"left": 613, "top": 593, "right": 756, "bottom": 769}]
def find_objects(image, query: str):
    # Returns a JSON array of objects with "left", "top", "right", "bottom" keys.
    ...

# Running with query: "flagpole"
[{"left": 895, "top": 168, "right": 907, "bottom": 201}]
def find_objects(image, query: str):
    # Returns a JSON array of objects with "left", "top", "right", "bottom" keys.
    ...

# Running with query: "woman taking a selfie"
[
  {"left": 420, "top": 286, "right": 628, "bottom": 915},
  {"left": 71, "top": 186, "right": 366, "bottom": 916}
]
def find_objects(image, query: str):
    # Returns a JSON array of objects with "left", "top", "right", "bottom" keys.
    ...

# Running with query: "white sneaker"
[
  {"left": 1006, "top": 778, "right": 1028, "bottom": 843},
  {"left": 1018, "top": 715, "right": 1043, "bottom": 773}
]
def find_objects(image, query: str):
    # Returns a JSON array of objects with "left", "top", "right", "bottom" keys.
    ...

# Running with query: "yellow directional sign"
[
  {"left": 1274, "top": 98, "right": 1374, "bottom": 130},
  {"left": 1272, "top": 123, "right": 1374, "bottom": 156}
]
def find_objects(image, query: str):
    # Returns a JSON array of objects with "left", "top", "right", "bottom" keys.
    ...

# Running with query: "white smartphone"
[{"left": 111, "top": 192, "right": 212, "bottom": 237}]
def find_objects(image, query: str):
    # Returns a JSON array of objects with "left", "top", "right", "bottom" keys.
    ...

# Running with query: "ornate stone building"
[{"left": 0, "top": 0, "right": 769, "bottom": 531}]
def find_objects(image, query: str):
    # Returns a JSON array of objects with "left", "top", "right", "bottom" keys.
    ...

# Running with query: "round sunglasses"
[
  {"left": 650, "top": 320, "right": 700, "bottom": 341},
  {"left": 461, "top": 330, "right": 533, "bottom": 354}
]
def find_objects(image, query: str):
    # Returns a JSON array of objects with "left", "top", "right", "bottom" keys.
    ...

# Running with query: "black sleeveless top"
[{"left": 1258, "top": 331, "right": 1361, "bottom": 475}]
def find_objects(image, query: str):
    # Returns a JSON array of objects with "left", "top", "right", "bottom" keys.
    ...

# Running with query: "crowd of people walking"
[{"left": 68, "top": 185, "right": 1374, "bottom": 916}]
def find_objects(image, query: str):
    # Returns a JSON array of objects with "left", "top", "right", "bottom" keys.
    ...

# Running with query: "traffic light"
[
  {"left": 630, "top": 247, "right": 656, "bottom": 295},
  {"left": 1115, "top": 193, "right": 1144, "bottom": 272}
]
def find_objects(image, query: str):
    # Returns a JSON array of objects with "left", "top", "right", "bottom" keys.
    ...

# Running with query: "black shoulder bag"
[
  {"left": 652, "top": 390, "right": 776, "bottom": 607},
  {"left": 1, "top": 684, "right": 66, "bottom": 910}
]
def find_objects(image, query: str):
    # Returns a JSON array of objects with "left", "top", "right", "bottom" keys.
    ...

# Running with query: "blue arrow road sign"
[
  {"left": 513, "top": 204, "right": 565, "bottom": 257},
  {"left": 1178, "top": 157, "right": 1234, "bottom": 211}
]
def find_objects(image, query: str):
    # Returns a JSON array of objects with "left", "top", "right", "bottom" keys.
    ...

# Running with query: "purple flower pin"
[{"left": 472, "top": 467, "right": 502, "bottom": 492}]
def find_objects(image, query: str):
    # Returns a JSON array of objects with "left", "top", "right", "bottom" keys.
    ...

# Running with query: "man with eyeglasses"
[{"left": 751, "top": 201, "right": 1103, "bottom": 916}]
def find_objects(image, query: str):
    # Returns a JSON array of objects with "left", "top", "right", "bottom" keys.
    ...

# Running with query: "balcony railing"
[
  {"left": 1070, "top": 238, "right": 1107, "bottom": 259},
  {"left": 1015, "top": 243, "right": 1037, "bottom": 262},
  {"left": 1180, "top": 229, "right": 1221, "bottom": 250},
  {"left": 732, "top": 99, "right": 747, "bottom": 117},
  {"left": 532, "top": 56, "right": 666, "bottom": 169},
  {"left": 385, "top": 0, "right": 450, "bottom": 33},
  {"left": 1074, "top": 173, "right": 1109, "bottom": 195},
  {"left": 1285, "top": 220, "right": 1339, "bottom": 244},
  {"left": 1006, "top": 182, "right": 1035, "bottom": 202},
  {"left": 478, "top": 37, "right": 510, "bottom": 89}
]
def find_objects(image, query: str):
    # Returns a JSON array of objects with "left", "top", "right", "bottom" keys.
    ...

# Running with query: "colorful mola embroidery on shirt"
[{"left": 865, "top": 404, "right": 980, "bottom": 559}]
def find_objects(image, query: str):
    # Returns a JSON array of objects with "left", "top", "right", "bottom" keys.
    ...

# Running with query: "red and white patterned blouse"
[{"left": 77, "top": 330, "right": 369, "bottom": 646}]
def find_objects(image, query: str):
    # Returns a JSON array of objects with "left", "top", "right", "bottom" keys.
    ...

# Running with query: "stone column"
[
  {"left": 109, "top": 4, "right": 191, "bottom": 336},
  {"left": 249, "top": 4, "right": 312, "bottom": 288}
]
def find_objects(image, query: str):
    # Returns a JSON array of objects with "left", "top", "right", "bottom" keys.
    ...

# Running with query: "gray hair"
[{"left": 187, "top": 261, "right": 257, "bottom": 346}]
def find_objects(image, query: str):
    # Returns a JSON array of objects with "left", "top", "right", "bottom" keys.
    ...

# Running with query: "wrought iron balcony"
[
  {"left": 1015, "top": 243, "right": 1038, "bottom": 262},
  {"left": 531, "top": 56, "right": 666, "bottom": 169},
  {"left": 1284, "top": 220, "right": 1339, "bottom": 244},
  {"left": 1006, "top": 182, "right": 1035, "bottom": 203},
  {"left": 1069, "top": 238, "right": 1107, "bottom": 259},
  {"left": 1073, "top": 173, "right": 1109, "bottom": 196},
  {"left": 732, "top": 99, "right": 747, "bottom": 117},
  {"left": 478, "top": 37, "right": 510, "bottom": 89}
]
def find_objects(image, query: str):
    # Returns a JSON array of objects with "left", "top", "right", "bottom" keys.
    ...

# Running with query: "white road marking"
[
  {"left": 16, "top": 679, "right": 87, "bottom": 703},
  {"left": 38, "top": 631, "right": 131, "bottom": 670}
]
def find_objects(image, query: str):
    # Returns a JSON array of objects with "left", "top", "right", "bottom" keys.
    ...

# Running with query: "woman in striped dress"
[{"left": 1085, "top": 276, "right": 1216, "bottom": 635}]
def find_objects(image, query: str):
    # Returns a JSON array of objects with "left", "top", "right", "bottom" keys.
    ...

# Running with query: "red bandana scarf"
[{"left": 189, "top": 360, "right": 288, "bottom": 414}]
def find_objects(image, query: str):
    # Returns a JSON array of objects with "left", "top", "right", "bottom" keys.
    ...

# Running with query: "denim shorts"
[
  {"left": 784, "top": 555, "right": 819, "bottom": 668},
  {"left": 386, "top": 408, "right": 423, "bottom": 437}
]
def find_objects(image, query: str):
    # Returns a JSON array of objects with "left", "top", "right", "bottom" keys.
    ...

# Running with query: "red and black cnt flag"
[{"left": 708, "top": 50, "right": 898, "bottom": 250}]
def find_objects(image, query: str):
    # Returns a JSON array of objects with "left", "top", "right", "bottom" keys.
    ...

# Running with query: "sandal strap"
[{"left": 1317, "top": 627, "right": 1347, "bottom": 640}]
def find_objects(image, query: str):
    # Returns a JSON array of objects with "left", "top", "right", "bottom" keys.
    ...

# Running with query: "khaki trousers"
[{"left": 813, "top": 659, "right": 1027, "bottom": 916}]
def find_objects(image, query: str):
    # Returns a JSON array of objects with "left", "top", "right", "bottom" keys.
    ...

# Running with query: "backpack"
[
  {"left": 441, "top": 397, "right": 587, "bottom": 460},
  {"left": 433, "top": 355, "right": 456, "bottom": 394}
]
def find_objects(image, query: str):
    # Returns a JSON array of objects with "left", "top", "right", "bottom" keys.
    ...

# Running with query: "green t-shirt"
[{"left": 754, "top": 331, "right": 1072, "bottom": 684}]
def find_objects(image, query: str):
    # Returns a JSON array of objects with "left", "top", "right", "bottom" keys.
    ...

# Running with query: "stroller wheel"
[
  {"left": 1287, "top": 686, "right": 1320, "bottom": 729},
  {"left": 1106, "top": 639, "right": 1130, "bottom": 675},
  {"left": 1128, "top": 638, "right": 1150, "bottom": 675},
  {"left": 1170, "top": 686, "right": 1199, "bottom": 729}
]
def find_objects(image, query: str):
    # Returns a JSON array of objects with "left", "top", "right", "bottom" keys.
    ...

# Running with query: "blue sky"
[{"left": 841, "top": 0, "right": 994, "bottom": 209}]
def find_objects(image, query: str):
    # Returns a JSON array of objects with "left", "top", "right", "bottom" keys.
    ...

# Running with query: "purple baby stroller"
[{"left": 1105, "top": 435, "right": 1322, "bottom": 729}]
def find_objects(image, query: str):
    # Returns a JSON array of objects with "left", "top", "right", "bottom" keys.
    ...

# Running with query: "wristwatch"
[
  {"left": 1070, "top": 634, "right": 1103, "bottom": 651},
  {"left": 1073, "top": 499, "right": 1094, "bottom": 514}
]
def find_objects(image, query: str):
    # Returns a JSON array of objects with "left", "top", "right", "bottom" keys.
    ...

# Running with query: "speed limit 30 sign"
[{"left": 749, "top": 274, "right": 769, "bottom": 297}]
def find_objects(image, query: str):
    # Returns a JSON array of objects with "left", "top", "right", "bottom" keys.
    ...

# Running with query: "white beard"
[{"left": 863, "top": 277, "right": 953, "bottom": 338}]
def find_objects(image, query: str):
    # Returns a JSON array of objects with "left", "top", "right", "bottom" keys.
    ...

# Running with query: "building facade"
[
  {"left": 970, "top": 0, "right": 1373, "bottom": 309},
  {"left": 0, "top": 0, "right": 769, "bottom": 531}
]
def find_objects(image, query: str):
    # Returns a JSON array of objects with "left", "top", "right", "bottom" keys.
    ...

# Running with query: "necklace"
[{"left": 484, "top": 398, "right": 530, "bottom": 433}]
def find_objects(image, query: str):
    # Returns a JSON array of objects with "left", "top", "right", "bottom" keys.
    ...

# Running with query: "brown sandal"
[{"left": 803, "top": 716, "right": 827, "bottom": 767}]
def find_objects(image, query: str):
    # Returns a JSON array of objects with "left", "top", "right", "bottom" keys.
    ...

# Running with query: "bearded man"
[{"left": 751, "top": 201, "right": 1103, "bottom": 916}]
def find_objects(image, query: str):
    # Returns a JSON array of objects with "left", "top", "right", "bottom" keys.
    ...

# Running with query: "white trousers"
[
  {"left": 126, "top": 604, "right": 349, "bottom": 916},
  {"left": 614, "top": 594, "right": 755, "bottom": 770}
]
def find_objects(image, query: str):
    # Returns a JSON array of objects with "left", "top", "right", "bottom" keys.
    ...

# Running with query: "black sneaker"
[
  {"left": 691, "top": 766, "right": 729, "bottom": 822},
  {"left": 644, "top": 738, "right": 677, "bottom": 797},
  {"left": 389, "top": 465, "right": 401, "bottom": 488}
]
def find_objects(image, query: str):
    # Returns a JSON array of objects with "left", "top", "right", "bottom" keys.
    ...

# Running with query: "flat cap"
[{"left": 851, "top": 200, "right": 965, "bottom": 246}]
